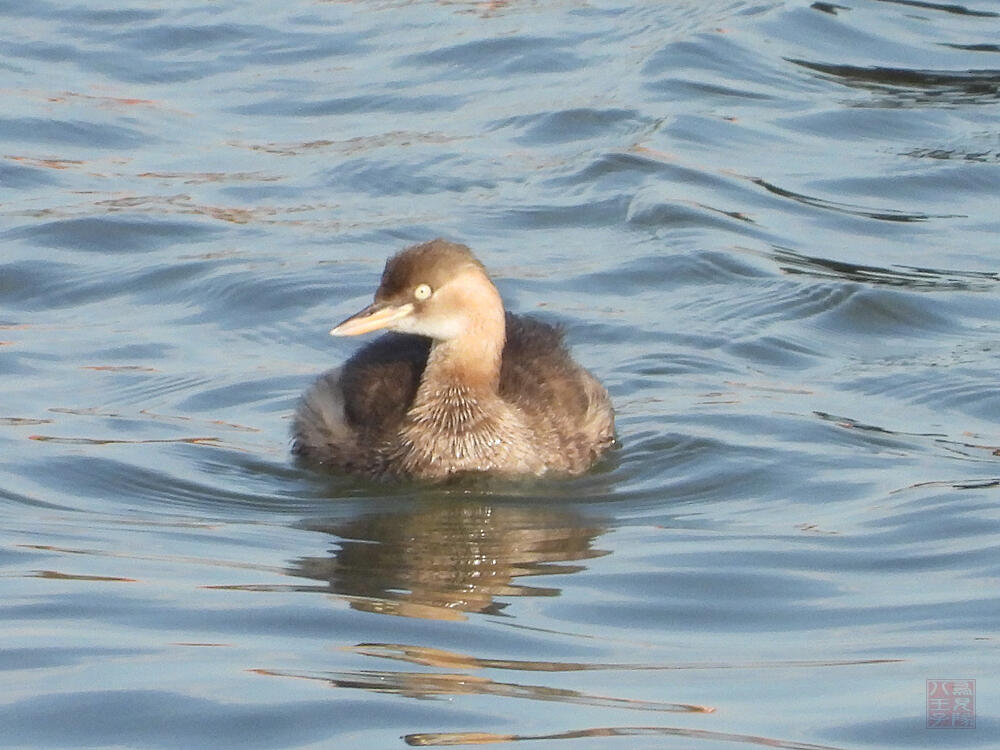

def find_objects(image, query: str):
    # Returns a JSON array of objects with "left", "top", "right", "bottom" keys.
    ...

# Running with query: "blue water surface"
[{"left": 1, "top": 1, "right": 998, "bottom": 748}]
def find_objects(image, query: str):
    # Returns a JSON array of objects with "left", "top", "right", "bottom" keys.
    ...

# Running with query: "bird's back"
[
  {"left": 500, "top": 315, "right": 615, "bottom": 474},
  {"left": 292, "top": 333, "right": 427, "bottom": 472}
]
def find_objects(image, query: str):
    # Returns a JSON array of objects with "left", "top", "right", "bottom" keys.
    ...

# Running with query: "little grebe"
[{"left": 292, "top": 239, "right": 615, "bottom": 480}]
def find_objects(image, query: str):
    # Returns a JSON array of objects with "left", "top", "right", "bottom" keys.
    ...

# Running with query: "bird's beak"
[{"left": 330, "top": 301, "right": 415, "bottom": 337}]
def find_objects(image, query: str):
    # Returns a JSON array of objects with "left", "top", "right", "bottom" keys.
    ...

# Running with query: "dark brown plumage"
[{"left": 292, "top": 240, "right": 615, "bottom": 480}]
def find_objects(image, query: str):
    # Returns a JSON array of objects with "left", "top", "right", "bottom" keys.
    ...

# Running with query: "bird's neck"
[
  {"left": 418, "top": 271, "right": 507, "bottom": 394},
  {"left": 422, "top": 308, "right": 505, "bottom": 394}
]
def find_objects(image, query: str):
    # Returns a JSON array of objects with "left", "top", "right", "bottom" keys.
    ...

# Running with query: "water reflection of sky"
[{"left": 2, "top": 0, "right": 999, "bottom": 748}]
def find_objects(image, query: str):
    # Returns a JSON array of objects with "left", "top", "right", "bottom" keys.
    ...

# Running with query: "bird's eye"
[{"left": 413, "top": 283, "right": 432, "bottom": 301}]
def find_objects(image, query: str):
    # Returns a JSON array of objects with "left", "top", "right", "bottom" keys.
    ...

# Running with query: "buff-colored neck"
[{"left": 421, "top": 269, "right": 506, "bottom": 393}]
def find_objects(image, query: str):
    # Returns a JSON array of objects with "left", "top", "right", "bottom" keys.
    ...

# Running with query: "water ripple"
[
  {"left": 4, "top": 216, "right": 221, "bottom": 252},
  {"left": 0, "top": 116, "right": 153, "bottom": 149},
  {"left": 3, "top": 1, "right": 999, "bottom": 748},
  {"left": 789, "top": 58, "right": 1000, "bottom": 107}
]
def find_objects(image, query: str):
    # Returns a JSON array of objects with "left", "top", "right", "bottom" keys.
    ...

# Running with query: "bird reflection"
[{"left": 288, "top": 501, "right": 607, "bottom": 620}]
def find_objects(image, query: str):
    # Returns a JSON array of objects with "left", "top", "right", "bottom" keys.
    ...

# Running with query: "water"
[{"left": 1, "top": 0, "right": 998, "bottom": 747}]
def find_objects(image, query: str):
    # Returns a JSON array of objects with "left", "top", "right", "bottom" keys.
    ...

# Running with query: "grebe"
[{"left": 292, "top": 239, "right": 615, "bottom": 480}]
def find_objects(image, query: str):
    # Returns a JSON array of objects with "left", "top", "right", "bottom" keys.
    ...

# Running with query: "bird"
[{"left": 292, "top": 239, "right": 615, "bottom": 480}]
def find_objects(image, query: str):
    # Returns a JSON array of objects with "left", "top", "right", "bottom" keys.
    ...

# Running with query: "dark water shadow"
[
  {"left": 787, "top": 58, "right": 1000, "bottom": 107},
  {"left": 754, "top": 245, "right": 999, "bottom": 291},
  {"left": 875, "top": 0, "right": 998, "bottom": 18}
]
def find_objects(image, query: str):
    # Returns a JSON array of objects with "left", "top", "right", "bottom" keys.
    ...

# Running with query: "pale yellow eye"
[{"left": 413, "top": 283, "right": 432, "bottom": 301}]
